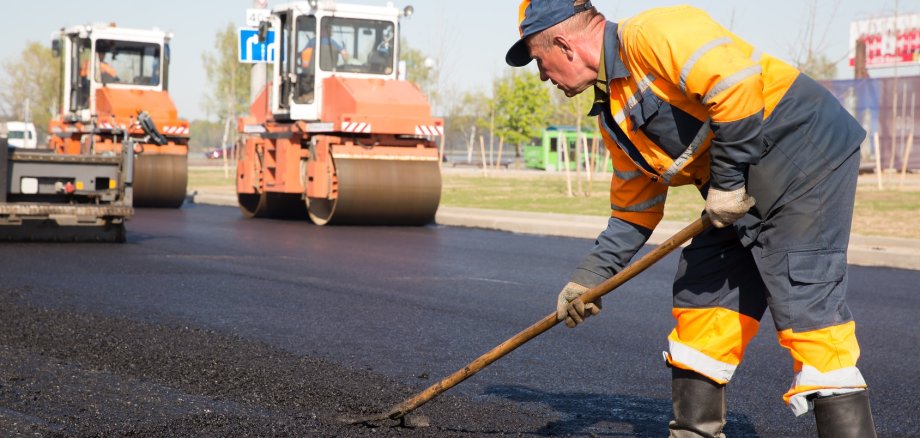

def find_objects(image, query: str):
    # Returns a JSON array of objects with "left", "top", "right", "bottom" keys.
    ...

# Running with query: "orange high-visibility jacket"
[
  {"left": 80, "top": 59, "right": 118, "bottom": 80},
  {"left": 572, "top": 6, "right": 863, "bottom": 286},
  {"left": 593, "top": 6, "right": 860, "bottom": 230}
]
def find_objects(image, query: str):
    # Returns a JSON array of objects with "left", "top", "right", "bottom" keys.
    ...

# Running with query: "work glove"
[
  {"left": 556, "top": 282, "right": 602, "bottom": 328},
  {"left": 705, "top": 186, "right": 755, "bottom": 228}
]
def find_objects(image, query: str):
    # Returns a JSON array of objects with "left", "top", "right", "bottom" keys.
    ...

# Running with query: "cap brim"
[{"left": 505, "top": 38, "right": 533, "bottom": 67}]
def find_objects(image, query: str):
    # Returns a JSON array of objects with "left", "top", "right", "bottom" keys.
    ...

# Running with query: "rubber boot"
[
  {"left": 813, "top": 390, "right": 877, "bottom": 438},
  {"left": 668, "top": 367, "right": 727, "bottom": 438}
]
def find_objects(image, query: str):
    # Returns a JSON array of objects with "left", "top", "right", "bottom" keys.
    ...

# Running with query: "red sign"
[{"left": 849, "top": 14, "right": 920, "bottom": 68}]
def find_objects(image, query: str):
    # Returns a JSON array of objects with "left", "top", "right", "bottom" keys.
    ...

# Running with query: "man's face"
[{"left": 530, "top": 37, "right": 593, "bottom": 98}]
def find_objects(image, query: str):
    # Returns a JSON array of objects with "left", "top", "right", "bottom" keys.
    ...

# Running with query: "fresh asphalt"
[{"left": 0, "top": 203, "right": 917, "bottom": 436}]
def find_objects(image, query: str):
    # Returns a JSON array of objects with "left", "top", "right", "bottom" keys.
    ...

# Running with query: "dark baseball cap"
[{"left": 505, "top": 0, "right": 594, "bottom": 67}]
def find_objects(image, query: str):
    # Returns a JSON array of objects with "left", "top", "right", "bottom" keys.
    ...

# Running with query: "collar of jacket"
[{"left": 588, "top": 21, "right": 630, "bottom": 117}]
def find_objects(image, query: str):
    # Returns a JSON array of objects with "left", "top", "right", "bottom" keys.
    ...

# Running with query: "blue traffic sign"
[{"left": 238, "top": 28, "right": 277, "bottom": 63}]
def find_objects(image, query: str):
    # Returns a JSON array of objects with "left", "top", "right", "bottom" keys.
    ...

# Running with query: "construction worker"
[
  {"left": 80, "top": 46, "right": 119, "bottom": 83},
  {"left": 300, "top": 29, "right": 349, "bottom": 71},
  {"left": 505, "top": 1, "right": 876, "bottom": 437}
]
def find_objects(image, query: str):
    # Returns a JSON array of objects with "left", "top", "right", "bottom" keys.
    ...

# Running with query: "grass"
[
  {"left": 441, "top": 171, "right": 920, "bottom": 239},
  {"left": 188, "top": 167, "right": 237, "bottom": 189},
  {"left": 187, "top": 166, "right": 920, "bottom": 239},
  {"left": 852, "top": 186, "right": 920, "bottom": 238},
  {"left": 440, "top": 172, "right": 704, "bottom": 221}
]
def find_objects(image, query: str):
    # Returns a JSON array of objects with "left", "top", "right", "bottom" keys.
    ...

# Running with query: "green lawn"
[
  {"left": 440, "top": 172, "right": 704, "bottom": 222},
  {"left": 188, "top": 167, "right": 920, "bottom": 239},
  {"left": 441, "top": 172, "right": 920, "bottom": 239},
  {"left": 188, "top": 167, "right": 237, "bottom": 188}
]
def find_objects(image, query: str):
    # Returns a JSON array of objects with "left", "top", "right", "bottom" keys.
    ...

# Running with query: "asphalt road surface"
[{"left": 1, "top": 204, "right": 918, "bottom": 437}]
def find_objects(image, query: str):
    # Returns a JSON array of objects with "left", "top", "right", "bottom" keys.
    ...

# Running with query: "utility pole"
[
  {"left": 854, "top": 39, "right": 869, "bottom": 79},
  {"left": 22, "top": 98, "right": 31, "bottom": 123},
  {"left": 890, "top": 0, "right": 900, "bottom": 171},
  {"left": 251, "top": 0, "right": 268, "bottom": 104}
]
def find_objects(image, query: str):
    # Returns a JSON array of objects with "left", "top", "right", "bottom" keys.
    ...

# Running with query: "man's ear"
[{"left": 553, "top": 34, "right": 575, "bottom": 60}]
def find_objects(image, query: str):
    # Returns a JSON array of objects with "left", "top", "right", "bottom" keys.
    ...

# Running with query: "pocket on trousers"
[{"left": 787, "top": 250, "right": 847, "bottom": 284}]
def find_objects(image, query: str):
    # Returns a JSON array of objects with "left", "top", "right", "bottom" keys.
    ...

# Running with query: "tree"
[
  {"left": 0, "top": 41, "right": 60, "bottom": 141},
  {"left": 789, "top": 0, "right": 841, "bottom": 80},
  {"left": 201, "top": 23, "right": 251, "bottom": 122},
  {"left": 796, "top": 53, "right": 838, "bottom": 80},
  {"left": 493, "top": 69, "right": 552, "bottom": 157},
  {"left": 551, "top": 87, "right": 595, "bottom": 131},
  {"left": 444, "top": 90, "right": 491, "bottom": 161},
  {"left": 188, "top": 119, "right": 225, "bottom": 153},
  {"left": 400, "top": 38, "right": 436, "bottom": 94}
]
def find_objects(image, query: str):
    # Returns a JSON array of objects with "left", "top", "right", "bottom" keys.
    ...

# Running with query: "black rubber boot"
[
  {"left": 668, "top": 367, "right": 727, "bottom": 438},
  {"left": 813, "top": 390, "right": 877, "bottom": 438}
]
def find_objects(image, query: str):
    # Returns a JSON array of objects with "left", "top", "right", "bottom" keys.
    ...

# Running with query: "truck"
[
  {"left": 0, "top": 124, "right": 133, "bottom": 242},
  {"left": 5, "top": 122, "right": 38, "bottom": 149},
  {"left": 236, "top": 1, "right": 443, "bottom": 225},
  {"left": 48, "top": 23, "right": 189, "bottom": 208}
]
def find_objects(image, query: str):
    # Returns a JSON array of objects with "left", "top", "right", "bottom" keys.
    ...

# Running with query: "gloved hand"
[
  {"left": 556, "top": 282, "right": 602, "bottom": 328},
  {"left": 705, "top": 186, "right": 755, "bottom": 228}
]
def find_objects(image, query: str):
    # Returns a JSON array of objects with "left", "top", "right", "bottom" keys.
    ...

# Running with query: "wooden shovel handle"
[{"left": 381, "top": 214, "right": 712, "bottom": 420}]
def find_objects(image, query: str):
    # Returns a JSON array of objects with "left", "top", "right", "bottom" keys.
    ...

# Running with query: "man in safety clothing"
[
  {"left": 81, "top": 44, "right": 120, "bottom": 84},
  {"left": 299, "top": 28, "right": 350, "bottom": 71},
  {"left": 506, "top": 1, "right": 876, "bottom": 437}
]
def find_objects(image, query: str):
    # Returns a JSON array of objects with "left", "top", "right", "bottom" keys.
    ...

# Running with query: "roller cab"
[
  {"left": 48, "top": 23, "right": 188, "bottom": 208},
  {"left": 236, "top": 1, "right": 443, "bottom": 226}
]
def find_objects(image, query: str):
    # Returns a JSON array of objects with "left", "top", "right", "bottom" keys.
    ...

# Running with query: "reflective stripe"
[
  {"left": 626, "top": 74, "right": 655, "bottom": 108},
  {"left": 665, "top": 341, "right": 737, "bottom": 383},
  {"left": 785, "top": 365, "right": 868, "bottom": 416},
  {"left": 751, "top": 49, "right": 762, "bottom": 62},
  {"left": 661, "top": 121, "right": 711, "bottom": 183},
  {"left": 679, "top": 36, "right": 732, "bottom": 94},
  {"left": 611, "top": 192, "right": 666, "bottom": 212},
  {"left": 613, "top": 168, "right": 644, "bottom": 180},
  {"left": 702, "top": 65, "right": 762, "bottom": 104},
  {"left": 789, "top": 364, "right": 868, "bottom": 391},
  {"left": 611, "top": 74, "right": 655, "bottom": 126}
]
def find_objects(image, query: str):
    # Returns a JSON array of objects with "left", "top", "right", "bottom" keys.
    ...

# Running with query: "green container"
[{"left": 523, "top": 126, "right": 609, "bottom": 172}]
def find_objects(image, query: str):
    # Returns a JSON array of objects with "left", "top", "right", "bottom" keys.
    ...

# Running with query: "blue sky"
[{"left": 4, "top": 0, "right": 918, "bottom": 120}]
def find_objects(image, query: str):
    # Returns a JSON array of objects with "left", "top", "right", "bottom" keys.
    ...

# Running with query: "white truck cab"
[{"left": 5, "top": 122, "right": 37, "bottom": 149}]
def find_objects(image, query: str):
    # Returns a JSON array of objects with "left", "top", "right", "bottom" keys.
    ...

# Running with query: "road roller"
[
  {"left": 48, "top": 23, "right": 188, "bottom": 208},
  {"left": 236, "top": 1, "right": 442, "bottom": 225}
]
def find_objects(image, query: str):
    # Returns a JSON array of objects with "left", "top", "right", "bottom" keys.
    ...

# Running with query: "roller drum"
[
  {"left": 238, "top": 192, "right": 306, "bottom": 219},
  {"left": 133, "top": 154, "right": 188, "bottom": 208},
  {"left": 308, "top": 158, "right": 441, "bottom": 226}
]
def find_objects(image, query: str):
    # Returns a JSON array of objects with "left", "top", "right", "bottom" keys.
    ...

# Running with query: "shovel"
[{"left": 341, "top": 214, "right": 712, "bottom": 425}]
